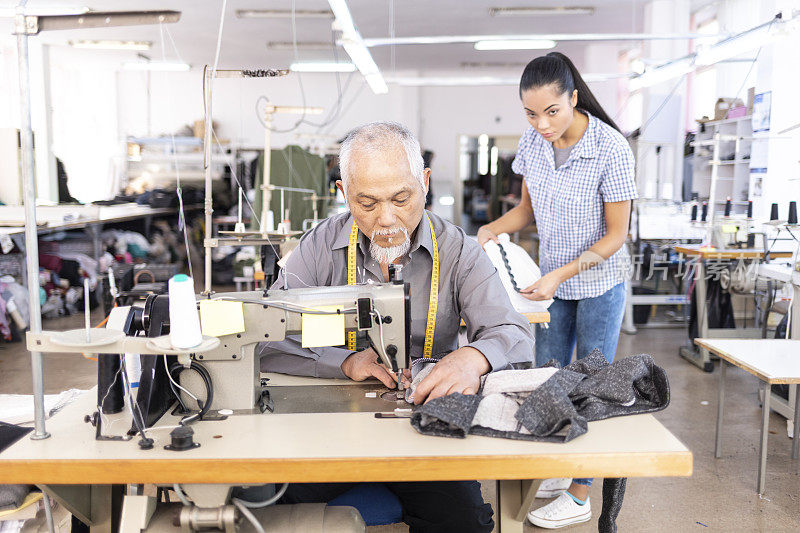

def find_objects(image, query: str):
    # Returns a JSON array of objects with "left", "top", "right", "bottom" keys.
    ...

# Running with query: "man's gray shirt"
[{"left": 258, "top": 211, "right": 535, "bottom": 378}]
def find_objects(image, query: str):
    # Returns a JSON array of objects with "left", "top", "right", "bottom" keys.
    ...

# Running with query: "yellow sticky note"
[
  {"left": 199, "top": 300, "right": 245, "bottom": 337},
  {"left": 302, "top": 306, "right": 345, "bottom": 348},
  {"left": 721, "top": 224, "right": 738, "bottom": 234}
]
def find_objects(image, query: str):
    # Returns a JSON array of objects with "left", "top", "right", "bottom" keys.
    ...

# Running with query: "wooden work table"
[
  {"left": 674, "top": 244, "right": 793, "bottom": 260},
  {"left": 0, "top": 380, "right": 690, "bottom": 532}
]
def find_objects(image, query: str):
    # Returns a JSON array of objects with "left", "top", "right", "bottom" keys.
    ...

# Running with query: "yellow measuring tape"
[{"left": 347, "top": 213, "right": 439, "bottom": 358}]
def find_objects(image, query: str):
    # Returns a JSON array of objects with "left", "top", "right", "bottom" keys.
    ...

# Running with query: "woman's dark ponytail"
[{"left": 519, "top": 52, "right": 620, "bottom": 132}]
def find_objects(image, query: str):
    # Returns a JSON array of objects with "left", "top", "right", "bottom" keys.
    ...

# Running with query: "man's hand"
[
  {"left": 412, "top": 347, "right": 490, "bottom": 405},
  {"left": 520, "top": 270, "right": 563, "bottom": 301},
  {"left": 341, "top": 347, "right": 398, "bottom": 388}
]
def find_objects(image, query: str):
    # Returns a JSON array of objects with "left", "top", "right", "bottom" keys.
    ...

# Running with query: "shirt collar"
[
  {"left": 570, "top": 111, "right": 599, "bottom": 160},
  {"left": 534, "top": 110, "right": 599, "bottom": 161},
  {"left": 330, "top": 212, "right": 435, "bottom": 260}
]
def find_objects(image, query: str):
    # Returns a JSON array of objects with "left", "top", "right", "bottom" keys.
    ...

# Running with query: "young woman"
[{"left": 477, "top": 52, "right": 637, "bottom": 529}]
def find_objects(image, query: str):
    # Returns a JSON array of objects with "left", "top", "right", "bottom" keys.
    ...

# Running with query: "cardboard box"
[{"left": 714, "top": 97, "right": 744, "bottom": 121}]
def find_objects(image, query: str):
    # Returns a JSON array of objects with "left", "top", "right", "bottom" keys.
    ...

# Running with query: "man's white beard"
[{"left": 369, "top": 227, "right": 410, "bottom": 265}]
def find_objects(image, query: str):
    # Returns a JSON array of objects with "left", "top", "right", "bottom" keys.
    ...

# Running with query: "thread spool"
[
  {"left": 770, "top": 203, "right": 779, "bottom": 221},
  {"left": 724, "top": 197, "right": 732, "bottom": 217},
  {"left": 747, "top": 200, "right": 753, "bottom": 219},
  {"left": 690, "top": 203, "right": 698, "bottom": 221},
  {"left": 789, "top": 201, "right": 798, "bottom": 225},
  {"left": 701, "top": 202, "right": 708, "bottom": 222},
  {"left": 168, "top": 275, "right": 202, "bottom": 349}
]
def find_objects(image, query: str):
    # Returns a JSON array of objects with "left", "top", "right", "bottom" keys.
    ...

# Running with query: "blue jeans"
[{"left": 535, "top": 282, "right": 626, "bottom": 487}]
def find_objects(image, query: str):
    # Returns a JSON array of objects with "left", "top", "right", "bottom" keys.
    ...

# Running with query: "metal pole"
[
  {"left": 15, "top": 10, "right": 50, "bottom": 440},
  {"left": 261, "top": 108, "right": 273, "bottom": 232},
  {"left": 714, "top": 360, "right": 726, "bottom": 458},
  {"left": 705, "top": 132, "right": 721, "bottom": 245},
  {"left": 203, "top": 66, "right": 213, "bottom": 294}
]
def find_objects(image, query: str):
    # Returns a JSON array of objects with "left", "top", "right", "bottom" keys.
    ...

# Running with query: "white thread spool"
[{"left": 168, "top": 274, "right": 202, "bottom": 349}]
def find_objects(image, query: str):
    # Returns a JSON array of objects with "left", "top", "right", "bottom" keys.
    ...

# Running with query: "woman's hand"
[
  {"left": 520, "top": 270, "right": 563, "bottom": 301},
  {"left": 477, "top": 226, "right": 500, "bottom": 248}
]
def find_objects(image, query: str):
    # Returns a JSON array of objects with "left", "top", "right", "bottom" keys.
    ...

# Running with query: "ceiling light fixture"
[
  {"left": 386, "top": 73, "right": 626, "bottom": 87},
  {"left": 630, "top": 13, "right": 790, "bottom": 90},
  {"left": 70, "top": 40, "right": 152, "bottom": 51},
  {"left": 362, "top": 32, "right": 720, "bottom": 47},
  {"left": 328, "top": 0, "right": 388, "bottom": 94},
  {"left": 474, "top": 39, "right": 557, "bottom": 50},
  {"left": 489, "top": 7, "right": 595, "bottom": 17},
  {"left": 290, "top": 61, "right": 356, "bottom": 72},
  {"left": 237, "top": 9, "right": 332, "bottom": 19},
  {"left": 267, "top": 42, "right": 331, "bottom": 51},
  {"left": 123, "top": 61, "right": 190, "bottom": 72}
]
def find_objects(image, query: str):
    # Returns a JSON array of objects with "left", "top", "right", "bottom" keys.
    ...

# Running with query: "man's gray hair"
[{"left": 339, "top": 121, "right": 426, "bottom": 196}]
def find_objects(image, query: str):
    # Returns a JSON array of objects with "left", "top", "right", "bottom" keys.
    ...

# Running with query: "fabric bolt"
[
  {"left": 57, "top": 259, "right": 82, "bottom": 287},
  {"left": 0, "top": 484, "right": 30, "bottom": 511},
  {"left": 258, "top": 211, "right": 535, "bottom": 378},
  {"left": 511, "top": 112, "right": 638, "bottom": 299},
  {"left": 38, "top": 254, "right": 62, "bottom": 273},
  {"left": 0, "top": 295, "right": 10, "bottom": 340},
  {"left": 535, "top": 282, "right": 627, "bottom": 368},
  {"left": 280, "top": 481, "right": 494, "bottom": 533}
]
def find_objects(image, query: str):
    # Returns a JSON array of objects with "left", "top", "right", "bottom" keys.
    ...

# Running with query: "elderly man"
[{"left": 259, "top": 121, "right": 534, "bottom": 533}]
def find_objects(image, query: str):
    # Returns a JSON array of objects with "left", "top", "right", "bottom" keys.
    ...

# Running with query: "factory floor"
[{"left": 2, "top": 312, "right": 799, "bottom": 532}]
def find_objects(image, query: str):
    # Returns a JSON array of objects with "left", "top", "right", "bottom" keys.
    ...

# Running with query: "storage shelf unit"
[{"left": 692, "top": 116, "right": 752, "bottom": 215}]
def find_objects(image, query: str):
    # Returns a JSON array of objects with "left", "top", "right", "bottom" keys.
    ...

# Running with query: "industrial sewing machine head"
[{"left": 126, "top": 277, "right": 411, "bottom": 422}]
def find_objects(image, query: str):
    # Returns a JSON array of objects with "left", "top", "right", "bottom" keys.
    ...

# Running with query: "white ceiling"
[{"left": 2, "top": 0, "right": 710, "bottom": 74}]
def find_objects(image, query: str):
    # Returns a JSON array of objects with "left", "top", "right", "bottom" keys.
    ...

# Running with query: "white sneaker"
[
  {"left": 535, "top": 478, "right": 572, "bottom": 499},
  {"left": 527, "top": 492, "right": 591, "bottom": 529}
]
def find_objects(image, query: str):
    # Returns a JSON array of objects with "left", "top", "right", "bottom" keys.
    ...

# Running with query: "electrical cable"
[
  {"left": 173, "top": 484, "right": 191, "bottom": 506},
  {"left": 168, "top": 361, "right": 213, "bottom": 424},
  {"left": 232, "top": 499, "right": 265, "bottom": 533},
  {"left": 159, "top": 23, "right": 194, "bottom": 280},
  {"left": 232, "top": 483, "right": 288, "bottom": 508},
  {"left": 163, "top": 354, "right": 199, "bottom": 404}
]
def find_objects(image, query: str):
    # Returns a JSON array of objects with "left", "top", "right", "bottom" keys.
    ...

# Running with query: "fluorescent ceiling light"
[
  {"left": 695, "top": 23, "right": 777, "bottom": 66},
  {"left": 123, "top": 61, "right": 190, "bottom": 72},
  {"left": 475, "top": 39, "right": 556, "bottom": 50},
  {"left": 629, "top": 57, "right": 695, "bottom": 91},
  {"left": 328, "top": 0, "right": 387, "bottom": 94},
  {"left": 237, "top": 9, "right": 332, "bottom": 19},
  {"left": 386, "top": 73, "right": 625, "bottom": 87},
  {"left": 629, "top": 13, "right": 790, "bottom": 90},
  {"left": 70, "top": 40, "right": 152, "bottom": 51},
  {"left": 439, "top": 195, "right": 455, "bottom": 206},
  {"left": 290, "top": 61, "right": 356, "bottom": 73},
  {"left": 489, "top": 7, "right": 595, "bottom": 17},
  {"left": 267, "top": 42, "right": 331, "bottom": 51},
  {"left": 362, "top": 32, "right": 718, "bottom": 47},
  {"left": 0, "top": 5, "right": 89, "bottom": 17}
]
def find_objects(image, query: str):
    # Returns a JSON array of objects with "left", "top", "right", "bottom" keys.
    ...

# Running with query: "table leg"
[
  {"left": 793, "top": 385, "right": 800, "bottom": 460},
  {"left": 496, "top": 480, "right": 524, "bottom": 533},
  {"left": 514, "top": 480, "right": 542, "bottom": 522},
  {"left": 758, "top": 383, "right": 771, "bottom": 494},
  {"left": 715, "top": 360, "right": 726, "bottom": 458}
]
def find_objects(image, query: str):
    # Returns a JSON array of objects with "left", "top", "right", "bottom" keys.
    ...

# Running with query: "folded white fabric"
[
  {"left": 472, "top": 367, "right": 559, "bottom": 434},
  {"left": 482, "top": 367, "right": 559, "bottom": 396}
]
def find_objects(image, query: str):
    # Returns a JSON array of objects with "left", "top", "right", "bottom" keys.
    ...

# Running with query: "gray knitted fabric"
[
  {"left": 410, "top": 349, "right": 669, "bottom": 442},
  {"left": 409, "top": 350, "right": 666, "bottom": 533},
  {"left": 0, "top": 484, "right": 31, "bottom": 511}
]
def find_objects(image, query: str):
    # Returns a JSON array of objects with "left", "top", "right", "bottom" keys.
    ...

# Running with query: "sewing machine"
[{"left": 23, "top": 279, "right": 410, "bottom": 532}]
